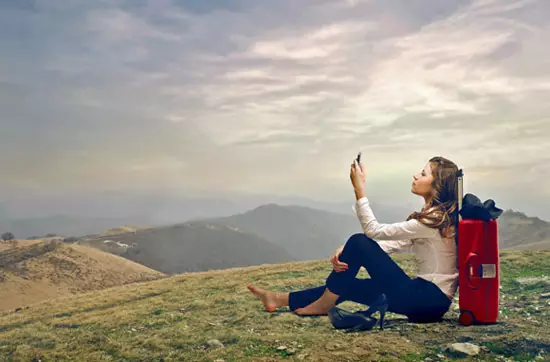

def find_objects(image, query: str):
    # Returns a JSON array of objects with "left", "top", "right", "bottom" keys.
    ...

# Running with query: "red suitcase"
[{"left": 456, "top": 171, "right": 500, "bottom": 326}]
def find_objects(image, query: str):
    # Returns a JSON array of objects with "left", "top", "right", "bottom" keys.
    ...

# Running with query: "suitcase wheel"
[{"left": 459, "top": 311, "right": 475, "bottom": 326}]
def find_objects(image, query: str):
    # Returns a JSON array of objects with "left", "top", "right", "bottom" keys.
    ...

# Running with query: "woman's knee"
[{"left": 345, "top": 233, "right": 375, "bottom": 250}]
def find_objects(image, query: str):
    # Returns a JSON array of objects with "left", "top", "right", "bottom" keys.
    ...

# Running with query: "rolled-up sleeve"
[{"left": 352, "top": 197, "right": 437, "bottom": 252}]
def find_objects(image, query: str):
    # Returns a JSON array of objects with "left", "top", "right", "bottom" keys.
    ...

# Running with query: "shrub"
[{"left": 1, "top": 232, "right": 15, "bottom": 241}]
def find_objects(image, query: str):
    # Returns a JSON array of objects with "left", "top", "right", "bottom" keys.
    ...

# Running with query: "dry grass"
[
  {"left": 0, "top": 239, "right": 45, "bottom": 252},
  {"left": 0, "top": 251, "right": 549, "bottom": 361},
  {"left": 101, "top": 225, "right": 153, "bottom": 236},
  {"left": 0, "top": 241, "right": 165, "bottom": 312}
]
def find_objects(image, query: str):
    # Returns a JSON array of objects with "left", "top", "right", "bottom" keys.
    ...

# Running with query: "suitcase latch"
[{"left": 480, "top": 264, "right": 496, "bottom": 278}]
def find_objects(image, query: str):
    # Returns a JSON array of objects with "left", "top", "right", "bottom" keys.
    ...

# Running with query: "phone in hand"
[{"left": 356, "top": 152, "right": 362, "bottom": 164}]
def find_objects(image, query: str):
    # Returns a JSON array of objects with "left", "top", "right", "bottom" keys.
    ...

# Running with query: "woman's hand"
[
  {"left": 350, "top": 159, "right": 366, "bottom": 192},
  {"left": 330, "top": 245, "right": 348, "bottom": 272}
]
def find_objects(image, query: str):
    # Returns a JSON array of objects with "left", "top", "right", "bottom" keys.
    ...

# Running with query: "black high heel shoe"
[
  {"left": 361, "top": 293, "right": 388, "bottom": 331},
  {"left": 328, "top": 293, "right": 389, "bottom": 332},
  {"left": 328, "top": 307, "right": 377, "bottom": 331}
]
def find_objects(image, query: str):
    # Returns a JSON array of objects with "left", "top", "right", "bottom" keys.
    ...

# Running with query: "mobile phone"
[{"left": 356, "top": 152, "right": 362, "bottom": 164}]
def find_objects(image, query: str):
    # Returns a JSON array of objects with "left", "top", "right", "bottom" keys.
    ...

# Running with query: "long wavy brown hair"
[{"left": 406, "top": 156, "right": 460, "bottom": 239}]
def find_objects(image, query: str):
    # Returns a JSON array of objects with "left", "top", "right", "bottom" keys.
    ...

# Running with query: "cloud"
[{"left": 1, "top": 0, "right": 550, "bottom": 219}]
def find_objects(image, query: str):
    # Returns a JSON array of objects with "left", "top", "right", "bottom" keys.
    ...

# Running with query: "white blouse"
[{"left": 352, "top": 197, "right": 459, "bottom": 299}]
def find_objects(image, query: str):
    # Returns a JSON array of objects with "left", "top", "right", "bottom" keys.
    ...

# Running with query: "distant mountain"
[
  {"left": 0, "top": 215, "right": 154, "bottom": 240},
  {"left": 198, "top": 204, "right": 364, "bottom": 261},
  {"left": 198, "top": 204, "right": 550, "bottom": 260},
  {"left": 241, "top": 196, "right": 415, "bottom": 224},
  {"left": 80, "top": 222, "right": 295, "bottom": 274},
  {"left": 0, "top": 191, "right": 412, "bottom": 239},
  {"left": 498, "top": 209, "right": 550, "bottom": 250}
]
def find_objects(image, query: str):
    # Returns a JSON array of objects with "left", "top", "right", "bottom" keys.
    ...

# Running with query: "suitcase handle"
[{"left": 457, "top": 168, "right": 463, "bottom": 222}]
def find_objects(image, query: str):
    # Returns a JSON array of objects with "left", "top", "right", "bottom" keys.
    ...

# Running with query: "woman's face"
[{"left": 412, "top": 162, "right": 435, "bottom": 199}]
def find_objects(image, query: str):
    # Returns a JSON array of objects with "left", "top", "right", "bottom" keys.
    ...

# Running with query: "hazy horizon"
[{"left": 1, "top": 0, "right": 549, "bottom": 221}]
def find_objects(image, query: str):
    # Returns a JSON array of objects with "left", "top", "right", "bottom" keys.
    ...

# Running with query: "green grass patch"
[
  {"left": 0, "top": 250, "right": 549, "bottom": 361},
  {"left": 481, "top": 339, "right": 549, "bottom": 361}
]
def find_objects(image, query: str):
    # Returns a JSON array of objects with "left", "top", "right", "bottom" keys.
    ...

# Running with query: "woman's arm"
[
  {"left": 353, "top": 196, "right": 439, "bottom": 241},
  {"left": 349, "top": 159, "right": 436, "bottom": 245},
  {"left": 376, "top": 238, "right": 413, "bottom": 254}
]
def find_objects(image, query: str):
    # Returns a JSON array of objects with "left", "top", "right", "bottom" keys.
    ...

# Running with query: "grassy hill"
[
  {"left": 0, "top": 238, "right": 44, "bottom": 252},
  {"left": 0, "top": 250, "right": 548, "bottom": 361},
  {"left": 80, "top": 221, "right": 295, "bottom": 274},
  {"left": 0, "top": 240, "right": 165, "bottom": 312}
]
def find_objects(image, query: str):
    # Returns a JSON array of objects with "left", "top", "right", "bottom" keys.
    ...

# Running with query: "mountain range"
[
  {"left": 196, "top": 203, "right": 362, "bottom": 261},
  {"left": 0, "top": 193, "right": 410, "bottom": 239},
  {"left": 79, "top": 221, "right": 295, "bottom": 274},
  {"left": 71, "top": 203, "right": 550, "bottom": 276},
  {"left": 198, "top": 204, "right": 550, "bottom": 261},
  {"left": 1, "top": 198, "right": 549, "bottom": 276}
]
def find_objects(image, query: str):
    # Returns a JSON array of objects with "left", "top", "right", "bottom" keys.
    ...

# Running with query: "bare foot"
[
  {"left": 294, "top": 299, "right": 334, "bottom": 316},
  {"left": 247, "top": 285, "right": 280, "bottom": 312}
]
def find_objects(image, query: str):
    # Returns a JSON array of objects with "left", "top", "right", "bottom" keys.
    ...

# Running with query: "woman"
[{"left": 248, "top": 156, "right": 460, "bottom": 326}]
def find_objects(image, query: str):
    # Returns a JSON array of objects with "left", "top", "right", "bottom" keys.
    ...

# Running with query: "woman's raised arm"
[{"left": 353, "top": 197, "right": 439, "bottom": 241}]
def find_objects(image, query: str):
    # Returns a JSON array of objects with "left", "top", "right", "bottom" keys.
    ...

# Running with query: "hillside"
[
  {"left": 499, "top": 210, "right": 550, "bottom": 250},
  {"left": 199, "top": 204, "right": 362, "bottom": 260},
  {"left": 0, "top": 240, "right": 165, "bottom": 311},
  {"left": 102, "top": 225, "right": 151, "bottom": 236},
  {"left": 80, "top": 221, "right": 295, "bottom": 274},
  {"left": 0, "top": 238, "right": 44, "bottom": 252},
  {"left": 0, "top": 250, "right": 548, "bottom": 361}
]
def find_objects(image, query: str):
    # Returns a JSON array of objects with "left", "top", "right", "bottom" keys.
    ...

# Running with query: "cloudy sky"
[{"left": 1, "top": 0, "right": 550, "bottom": 219}]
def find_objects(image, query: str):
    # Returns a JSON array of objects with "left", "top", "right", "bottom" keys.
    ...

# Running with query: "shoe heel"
[
  {"left": 362, "top": 294, "right": 387, "bottom": 317},
  {"left": 379, "top": 305, "right": 388, "bottom": 330},
  {"left": 362, "top": 294, "right": 389, "bottom": 331}
]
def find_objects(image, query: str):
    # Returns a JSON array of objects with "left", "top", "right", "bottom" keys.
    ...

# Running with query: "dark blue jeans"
[{"left": 288, "top": 233, "right": 452, "bottom": 322}]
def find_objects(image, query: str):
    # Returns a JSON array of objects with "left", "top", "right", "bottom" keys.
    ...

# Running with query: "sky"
[{"left": 1, "top": 0, "right": 550, "bottom": 220}]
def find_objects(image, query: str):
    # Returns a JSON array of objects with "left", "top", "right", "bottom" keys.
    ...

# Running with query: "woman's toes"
[{"left": 248, "top": 285, "right": 277, "bottom": 312}]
